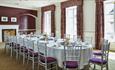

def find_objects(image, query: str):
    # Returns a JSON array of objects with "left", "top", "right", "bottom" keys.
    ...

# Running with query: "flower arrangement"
[
  {"left": 64, "top": 37, "right": 70, "bottom": 46},
  {"left": 43, "top": 33, "right": 48, "bottom": 41}
]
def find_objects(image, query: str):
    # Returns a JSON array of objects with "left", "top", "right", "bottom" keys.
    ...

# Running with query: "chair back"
[
  {"left": 4, "top": 35, "right": 9, "bottom": 42},
  {"left": 28, "top": 40, "right": 34, "bottom": 51},
  {"left": 12, "top": 36, "right": 17, "bottom": 44},
  {"left": 89, "top": 39, "right": 110, "bottom": 70},
  {"left": 27, "top": 39, "right": 36, "bottom": 59},
  {"left": 11, "top": 36, "right": 17, "bottom": 47},
  {"left": 17, "top": 37, "right": 24, "bottom": 46},
  {"left": 63, "top": 42, "right": 82, "bottom": 69},
  {"left": 4, "top": 36, "right": 10, "bottom": 44},
  {"left": 23, "top": 38, "right": 29, "bottom": 48},
  {"left": 101, "top": 40, "right": 110, "bottom": 61},
  {"left": 9, "top": 36, "right": 14, "bottom": 46},
  {"left": 37, "top": 41, "right": 48, "bottom": 63}
]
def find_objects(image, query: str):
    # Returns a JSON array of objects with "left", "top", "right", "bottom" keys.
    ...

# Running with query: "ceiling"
[{"left": 0, "top": 0, "right": 67, "bottom": 10}]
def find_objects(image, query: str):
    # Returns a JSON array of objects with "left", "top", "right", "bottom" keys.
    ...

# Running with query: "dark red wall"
[{"left": 0, "top": 6, "right": 37, "bottom": 30}]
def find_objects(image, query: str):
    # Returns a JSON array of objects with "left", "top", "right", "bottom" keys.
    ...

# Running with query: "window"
[
  {"left": 66, "top": 6, "right": 77, "bottom": 39},
  {"left": 104, "top": 0, "right": 115, "bottom": 42},
  {"left": 43, "top": 11, "right": 51, "bottom": 35}
]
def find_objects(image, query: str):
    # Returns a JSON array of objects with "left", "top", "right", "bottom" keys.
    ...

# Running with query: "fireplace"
[
  {"left": 2, "top": 29, "right": 16, "bottom": 42},
  {"left": 0, "top": 25, "right": 19, "bottom": 42}
]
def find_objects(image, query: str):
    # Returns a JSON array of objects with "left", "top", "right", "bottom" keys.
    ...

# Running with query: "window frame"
[
  {"left": 43, "top": 10, "right": 51, "bottom": 35},
  {"left": 65, "top": 6, "right": 77, "bottom": 39},
  {"left": 41, "top": 5, "right": 55, "bottom": 36},
  {"left": 104, "top": 0, "right": 115, "bottom": 42},
  {"left": 61, "top": 0, "right": 83, "bottom": 39}
]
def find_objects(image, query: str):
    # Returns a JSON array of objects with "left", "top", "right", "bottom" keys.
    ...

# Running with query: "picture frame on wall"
[
  {"left": 11, "top": 17, "right": 17, "bottom": 22},
  {"left": 1, "top": 16, "right": 8, "bottom": 22}
]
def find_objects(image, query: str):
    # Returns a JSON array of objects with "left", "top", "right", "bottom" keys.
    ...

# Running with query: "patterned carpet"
[{"left": 0, "top": 42, "right": 115, "bottom": 70}]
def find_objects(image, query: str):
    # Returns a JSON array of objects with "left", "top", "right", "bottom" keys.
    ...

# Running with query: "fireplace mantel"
[{"left": 0, "top": 25, "right": 19, "bottom": 42}]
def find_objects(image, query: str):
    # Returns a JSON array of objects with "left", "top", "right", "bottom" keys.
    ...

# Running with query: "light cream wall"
[
  {"left": 36, "top": 8, "right": 41, "bottom": 34},
  {"left": 36, "top": 0, "right": 96, "bottom": 46},
  {"left": 110, "top": 42, "right": 115, "bottom": 51},
  {"left": 55, "top": 2, "right": 61, "bottom": 38},
  {"left": 83, "top": 0, "right": 96, "bottom": 47}
]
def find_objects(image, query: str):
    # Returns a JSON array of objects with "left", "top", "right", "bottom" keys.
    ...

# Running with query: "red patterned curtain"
[
  {"left": 95, "top": 0, "right": 104, "bottom": 49},
  {"left": 77, "top": 4, "right": 83, "bottom": 40},
  {"left": 41, "top": 5, "right": 56, "bottom": 36},
  {"left": 61, "top": 0, "right": 83, "bottom": 39},
  {"left": 61, "top": 8, "right": 66, "bottom": 38},
  {"left": 51, "top": 11, "right": 55, "bottom": 36}
]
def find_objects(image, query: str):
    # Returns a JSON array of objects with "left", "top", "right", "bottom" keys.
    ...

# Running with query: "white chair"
[
  {"left": 19, "top": 37, "right": 32, "bottom": 64},
  {"left": 27, "top": 39, "right": 38, "bottom": 70},
  {"left": 4, "top": 36, "right": 11, "bottom": 53},
  {"left": 89, "top": 40, "right": 110, "bottom": 70},
  {"left": 93, "top": 39, "right": 109, "bottom": 58},
  {"left": 14, "top": 36, "right": 21, "bottom": 60},
  {"left": 37, "top": 41, "right": 58, "bottom": 70},
  {"left": 18, "top": 37, "right": 27, "bottom": 64},
  {"left": 14, "top": 36, "right": 23, "bottom": 60},
  {"left": 10, "top": 36, "right": 17, "bottom": 57},
  {"left": 63, "top": 42, "right": 82, "bottom": 70},
  {"left": 8, "top": 36, "right": 14, "bottom": 57},
  {"left": 20, "top": 38, "right": 30, "bottom": 64}
]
